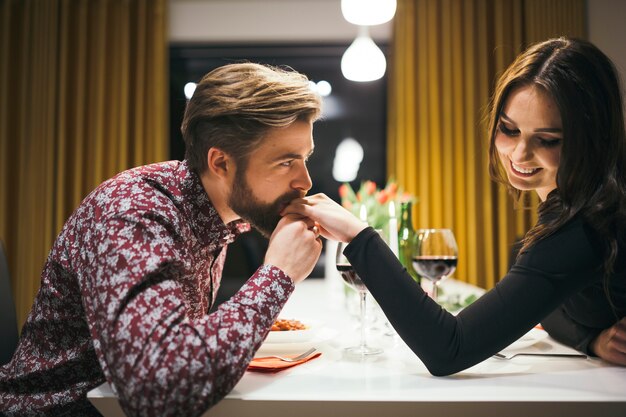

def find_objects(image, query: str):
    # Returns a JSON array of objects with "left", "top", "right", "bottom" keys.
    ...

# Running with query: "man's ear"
[{"left": 206, "top": 147, "right": 233, "bottom": 179}]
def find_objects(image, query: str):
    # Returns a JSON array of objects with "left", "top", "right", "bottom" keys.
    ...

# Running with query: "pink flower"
[
  {"left": 338, "top": 184, "right": 350, "bottom": 199},
  {"left": 364, "top": 181, "right": 377, "bottom": 195},
  {"left": 376, "top": 190, "right": 389, "bottom": 204}
]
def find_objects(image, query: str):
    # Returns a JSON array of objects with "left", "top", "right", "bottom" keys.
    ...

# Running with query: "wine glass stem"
[
  {"left": 432, "top": 281, "right": 439, "bottom": 301},
  {"left": 359, "top": 291, "right": 368, "bottom": 349}
]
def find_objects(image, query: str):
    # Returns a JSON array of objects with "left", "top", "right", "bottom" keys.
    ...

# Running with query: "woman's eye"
[
  {"left": 498, "top": 123, "right": 519, "bottom": 136},
  {"left": 538, "top": 138, "right": 562, "bottom": 147}
]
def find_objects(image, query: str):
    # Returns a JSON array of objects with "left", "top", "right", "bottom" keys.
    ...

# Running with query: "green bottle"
[{"left": 398, "top": 201, "right": 420, "bottom": 284}]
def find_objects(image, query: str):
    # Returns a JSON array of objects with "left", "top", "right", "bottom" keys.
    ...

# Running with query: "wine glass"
[
  {"left": 336, "top": 242, "right": 383, "bottom": 357},
  {"left": 412, "top": 229, "right": 458, "bottom": 302}
]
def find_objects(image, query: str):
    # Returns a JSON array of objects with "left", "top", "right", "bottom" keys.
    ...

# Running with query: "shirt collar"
[{"left": 178, "top": 160, "right": 250, "bottom": 250}]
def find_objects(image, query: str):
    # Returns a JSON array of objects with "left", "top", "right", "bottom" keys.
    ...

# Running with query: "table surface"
[{"left": 88, "top": 276, "right": 626, "bottom": 417}]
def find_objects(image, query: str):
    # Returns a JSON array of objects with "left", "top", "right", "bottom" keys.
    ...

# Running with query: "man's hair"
[{"left": 181, "top": 63, "right": 322, "bottom": 173}]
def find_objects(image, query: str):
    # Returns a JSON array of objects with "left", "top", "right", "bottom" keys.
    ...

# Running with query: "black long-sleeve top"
[{"left": 344, "top": 217, "right": 626, "bottom": 376}]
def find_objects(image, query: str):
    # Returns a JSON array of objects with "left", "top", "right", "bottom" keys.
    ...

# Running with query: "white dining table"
[{"left": 88, "top": 276, "right": 626, "bottom": 417}]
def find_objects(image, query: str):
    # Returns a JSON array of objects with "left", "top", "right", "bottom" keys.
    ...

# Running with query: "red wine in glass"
[
  {"left": 412, "top": 229, "right": 458, "bottom": 302},
  {"left": 336, "top": 264, "right": 367, "bottom": 291},
  {"left": 412, "top": 256, "right": 458, "bottom": 283}
]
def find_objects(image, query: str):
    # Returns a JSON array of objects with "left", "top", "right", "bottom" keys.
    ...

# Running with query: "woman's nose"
[{"left": 511, "top": 139, "right": 533, "bottom": 162}]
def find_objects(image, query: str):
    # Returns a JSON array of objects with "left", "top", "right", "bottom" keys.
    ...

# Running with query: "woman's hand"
[
  {"left": 264, "top": 214, "right": 322, "bottom": 283},
  {"left": 281, "top": 193, "right": 367, "bottom": 243},
  {"left": 590, "top": 317, "right": 626, "bottom": 365}
]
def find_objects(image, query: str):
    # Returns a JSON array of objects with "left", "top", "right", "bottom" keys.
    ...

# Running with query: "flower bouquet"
[{"left": 338, "top": 179, "right": 415, "bottom": 230}]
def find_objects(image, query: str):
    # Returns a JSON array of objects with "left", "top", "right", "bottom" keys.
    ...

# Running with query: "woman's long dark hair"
[{"left": 488, "top": 37, "right": 626, "bottom": 279}]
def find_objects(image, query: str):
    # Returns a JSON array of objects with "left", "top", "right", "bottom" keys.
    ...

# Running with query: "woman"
[{"left": 284, "top": 37, "right": 626, "bottom": 375}]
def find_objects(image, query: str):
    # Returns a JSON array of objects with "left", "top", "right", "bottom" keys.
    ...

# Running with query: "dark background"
[{"left": 169, "top": 43, "right": 388, "bottom": 306}]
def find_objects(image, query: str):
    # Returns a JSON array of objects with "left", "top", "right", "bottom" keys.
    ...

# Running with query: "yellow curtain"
[
  {"left": 0, "top": 0, "right": 168, "bottom": 329},
  {"left": 388, "top": 0, "right": 585, "bottom": 289}
]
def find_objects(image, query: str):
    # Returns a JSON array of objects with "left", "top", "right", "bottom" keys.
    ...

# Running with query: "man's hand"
[
  {"left": 264, "top": 214, "right": 322, "bottom": 283},
  {"left": 590, "top": 317, "right": 626, "bottom": 365},
  {"left": 281, "top": 193, "right": 368, "bottom": 243}
]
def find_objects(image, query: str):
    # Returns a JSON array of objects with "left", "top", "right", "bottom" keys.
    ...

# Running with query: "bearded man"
[{"left": 0, "top": 63, "right": 323, "bottom": 417}]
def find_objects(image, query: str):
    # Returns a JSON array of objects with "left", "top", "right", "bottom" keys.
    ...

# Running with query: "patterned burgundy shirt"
[{"left": 0, "top": 160, "right": 295, "bottom": 416}]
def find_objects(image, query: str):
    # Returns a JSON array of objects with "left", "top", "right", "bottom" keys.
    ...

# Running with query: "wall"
[
  {"left": 169, "top": 0, "right": 392, "bottom": 43},
  {"left": 587, "top": 0, "right": 626, "bottom": 112}
]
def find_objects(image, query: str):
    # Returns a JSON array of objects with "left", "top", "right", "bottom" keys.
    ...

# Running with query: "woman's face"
[{"left": 495, "top": 85, "right": 563, "bottom": 201}]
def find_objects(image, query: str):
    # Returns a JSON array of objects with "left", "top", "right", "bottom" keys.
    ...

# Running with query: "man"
[{"left": 0, "top": 63, "right": 323, "bottom": 416}]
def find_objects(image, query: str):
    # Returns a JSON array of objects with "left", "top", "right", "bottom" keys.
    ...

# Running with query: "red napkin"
[{"left": 247, "top": 352, "right": 322, "bottom": 373}]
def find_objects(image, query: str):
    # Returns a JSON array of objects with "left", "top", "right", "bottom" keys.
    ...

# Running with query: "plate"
[
  {"left": 264, "top": 319, "right": 318, "bottom": 344},
  {"left": 257, "top": 326, "right": 338, "bottom": 355},
  {"left": 505, "top": 327, "right": 549, "bottom": 351}
]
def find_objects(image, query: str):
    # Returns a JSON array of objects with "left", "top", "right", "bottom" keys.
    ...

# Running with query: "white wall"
[
  {"left": 588, "top": 0, "right": 626, "bottom": 110},
  {"left": 588, "top": 0, "right": 626, "bottom": 76},
  {"left": 169, "top": 0, "right": 392, "bottom": 43}
]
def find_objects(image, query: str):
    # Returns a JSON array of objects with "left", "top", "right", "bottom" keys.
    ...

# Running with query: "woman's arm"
[
  {"left": 284, "top": 193, "right": 618, "bottom": 373},
  {"left": 344, "top": 219, "right": 601, "bottom": 376}
]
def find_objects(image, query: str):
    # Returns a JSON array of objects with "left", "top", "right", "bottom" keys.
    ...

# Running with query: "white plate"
[
  {"left": 257, "top": 326, "right": 338, "bottom": 355},
  {"left": 264, "top": 319, "right": 318, "bottom": 344},
  {"left": 505, "top": 327, "right": 549, "bottom": 351}
]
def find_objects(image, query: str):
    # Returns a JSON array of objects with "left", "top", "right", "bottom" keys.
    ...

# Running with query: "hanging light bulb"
[
  {"left": 341, "top": 27, "right": 386, "bottom": 82},
  {"left": 341, "top": 0, "right": 397, "bottom": 26}
]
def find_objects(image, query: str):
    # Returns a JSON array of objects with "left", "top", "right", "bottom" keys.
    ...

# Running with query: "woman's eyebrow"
[
  {"left": 499, "top": 112, "right": 515, "bottom": 124},
  {"left": 500, "top": 112, "right": 562, "bottom": 133},
  {"left": 534, "top": 127, "right": 563, "bottom": 133}
]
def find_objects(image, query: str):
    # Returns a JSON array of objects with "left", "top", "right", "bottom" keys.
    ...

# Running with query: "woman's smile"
[{"left": 510, "top": 161, "right": 541, "bottom": 177}]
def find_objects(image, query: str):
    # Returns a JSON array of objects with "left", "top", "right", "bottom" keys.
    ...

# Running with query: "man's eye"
[
  {"left": 280, "top": 161, "right": 293, "bottom": 167},
  {"left": 498, "top": 123, "right": 519, "bottom": 136}
]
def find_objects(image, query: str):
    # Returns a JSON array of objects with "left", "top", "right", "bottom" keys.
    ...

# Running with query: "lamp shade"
[
  {"left": 341, "top": 31, "right": 386, "bottom": 82},
  {"left": 341, "top": 0, "right": 397, "bottom": 26}
]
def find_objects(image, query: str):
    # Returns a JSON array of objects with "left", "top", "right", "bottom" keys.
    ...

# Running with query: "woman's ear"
[{"left": 206, "top": 148, "right": 232, "bottom": 179}]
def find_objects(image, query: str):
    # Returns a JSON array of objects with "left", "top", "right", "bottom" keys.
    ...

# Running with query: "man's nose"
[{"left": 292, "top": 162, "right": 312, "bottom": 193}]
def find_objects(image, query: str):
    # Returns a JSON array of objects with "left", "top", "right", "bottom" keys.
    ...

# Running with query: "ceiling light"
[
  {"left": 316, "top": 80, "right": 332, "bottom": 96},
  {"left": 184, "top": 82, "right": 197, "bottom": 100},
  {"left": 341, "top": 0, "right": 397, "bottom": 26},
  {"left": 341, "top": 27, "right": 386, "bottom": 82}
]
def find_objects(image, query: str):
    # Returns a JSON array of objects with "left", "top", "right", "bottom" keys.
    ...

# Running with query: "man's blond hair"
[{"left": 181, "top": 63, "right": 322, "bottom": 173}]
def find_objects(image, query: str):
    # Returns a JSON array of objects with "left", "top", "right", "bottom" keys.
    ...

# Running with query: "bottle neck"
[{"left": 400, "top": 202, "right": 413, "bottom": 228}]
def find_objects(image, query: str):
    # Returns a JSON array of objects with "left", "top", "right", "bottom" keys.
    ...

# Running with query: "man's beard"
[{"left": 228, "top": 169, "right": 302, "bottom": 238}]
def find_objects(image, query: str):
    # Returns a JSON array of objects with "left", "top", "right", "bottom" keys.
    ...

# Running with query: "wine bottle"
[{"left": 398, "top": 201, "right": 420, "bottom": 284}]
